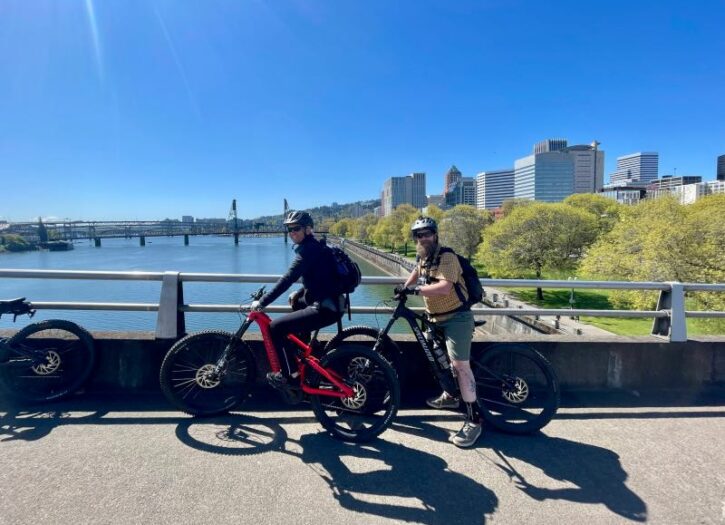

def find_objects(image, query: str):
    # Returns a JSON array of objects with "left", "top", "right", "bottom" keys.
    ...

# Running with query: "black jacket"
[{"left": 259, "top": 235, "right": 339, "bottom": 309}]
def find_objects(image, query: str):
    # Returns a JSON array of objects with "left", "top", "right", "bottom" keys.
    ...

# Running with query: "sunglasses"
[
  {"left": 415, "top": 231, "right": 434, "bottom": 240},
  {"left": 287, "top": 225, "right": 304, "bottom": 233}
]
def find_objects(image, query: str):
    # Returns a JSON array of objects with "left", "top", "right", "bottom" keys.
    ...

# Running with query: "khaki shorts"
[{"left": 433, "top": 310, "right": 475, "bottom": 361}]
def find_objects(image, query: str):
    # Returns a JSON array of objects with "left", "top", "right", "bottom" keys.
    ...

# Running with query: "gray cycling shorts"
[{"left": 433, "top": 310, "right": 475, "bottom": 361}]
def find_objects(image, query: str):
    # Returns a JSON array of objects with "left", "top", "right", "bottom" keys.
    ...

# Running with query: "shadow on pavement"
[
  {"left": 286, "top": 430, "right": 498, "bottom": 525},
  {"left": 481, "top": 432, "right": 647, "bottom": 522},
  {"left": 1, "top": 391, "right": 651, "bottom": 523},
  {"left": 172, "top": 411, "right": 498, "bottom": 523}
]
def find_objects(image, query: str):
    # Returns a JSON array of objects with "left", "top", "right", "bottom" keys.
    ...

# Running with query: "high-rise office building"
[
  {"left": 567, "top": 143, "right": 605, "bottom": 193},
  {"left": 445, "top": 177, "right": 476, "bottom": 207},
  {"left": 718, "top": 154, "right": 725, "bottom": 181},
  {"left": 443, "top": 165, "right": 462, "bottom": 194},
  {"left": 380, "top": 172, "right": 427, "bottom": 216},
  {"left": 609, "top": 152, "right": 659, "bottom": 186},
  {"left": 476, "top": 169, "right": 515, "bottom": 210},
  {"left": 514, "top": 152, "right": 574, "bottom": 202},
  {"left": 513, "top": 139, "right": 603, "bottom": 202},
  {"left": 534, "top": 139, "right": 568, "bottom": 154}
]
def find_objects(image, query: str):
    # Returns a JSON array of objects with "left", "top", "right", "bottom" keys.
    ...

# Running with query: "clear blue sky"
[{"left": 1, "top": 0, "right": 723, "bottom": 221}]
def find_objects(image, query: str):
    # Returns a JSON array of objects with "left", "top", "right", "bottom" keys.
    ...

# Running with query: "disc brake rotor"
[
  {"left": 341, "top": 381, "right": 367, "bottom": 410},
  {"left": 502, "top": 377, "right": 529, "bottom": 404},
  {"left": 195, "top": 364, "right": 221, "bottom": 389},
  {"left": 347, "top": 357, "right": 373, "bottom": 383},
  {"left": 31, "top": 351, "right": 61, "bottom": 375}
]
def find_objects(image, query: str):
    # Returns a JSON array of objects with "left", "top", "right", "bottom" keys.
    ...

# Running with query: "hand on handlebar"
[
  {"left": 250, "top": 300, "right": 262, "bottom": 312},
  {"left": 393, "top": 285, "right": 420, "bottom": 299}
]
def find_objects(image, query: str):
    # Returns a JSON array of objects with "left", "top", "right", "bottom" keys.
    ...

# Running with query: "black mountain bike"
[
  {"left": 324, "top": 288, "right": 560, "bottom": 434},
  {"left": 0, "top": 298, "right": 96, "bottom": 402}
]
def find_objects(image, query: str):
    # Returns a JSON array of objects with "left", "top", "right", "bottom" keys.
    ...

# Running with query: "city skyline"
[{"left": 1, "top": 1, "right": 723, "bottom": 221}]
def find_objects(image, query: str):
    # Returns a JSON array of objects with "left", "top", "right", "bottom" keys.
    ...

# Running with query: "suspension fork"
[{"left": 213, "top": 316, "right": 253, "bottom": 373}]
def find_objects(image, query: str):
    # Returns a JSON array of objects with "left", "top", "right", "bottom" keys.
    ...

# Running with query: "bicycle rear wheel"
[
  {"left": 472, "top": 344, "right": 559, "bottom": 434},
  {"left": 0, "top": 320, "right": 95, "bottom": 402},
  {"left": 159, "top": 331, "right": 256, "bottom": 416},
  {"left": 308, "top": 344, "right": 399, "bottom": 443}
]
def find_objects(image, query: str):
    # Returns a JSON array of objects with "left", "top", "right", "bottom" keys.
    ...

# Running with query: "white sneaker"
[{"left": 450, "top": 420, "right": 482, "bottom": 448}]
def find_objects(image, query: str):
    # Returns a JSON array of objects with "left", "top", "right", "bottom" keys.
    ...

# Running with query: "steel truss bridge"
[{"left": 4, "top": 220, "right": 293, "bottom": 240}]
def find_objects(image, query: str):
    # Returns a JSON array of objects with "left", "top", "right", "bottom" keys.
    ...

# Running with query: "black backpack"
[
  {"left": 435, "top": 247, "right": 483, "bottom": 310},
  {"left": 327, "top": 246, "right": 362, "bottom": 295}
]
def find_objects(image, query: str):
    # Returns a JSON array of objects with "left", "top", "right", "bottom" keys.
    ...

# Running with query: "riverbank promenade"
[{"left": 1, "top": 389, "right": 723, "bottom": 524}]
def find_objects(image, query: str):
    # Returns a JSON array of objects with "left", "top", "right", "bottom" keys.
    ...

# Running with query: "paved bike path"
[{"left": 1, "top": 391, "right": 723, "bottom": 524}]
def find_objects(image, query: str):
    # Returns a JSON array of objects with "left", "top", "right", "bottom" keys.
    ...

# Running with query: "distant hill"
[{"left": 240, "top": 199, "right": 380, "bottom": 230}]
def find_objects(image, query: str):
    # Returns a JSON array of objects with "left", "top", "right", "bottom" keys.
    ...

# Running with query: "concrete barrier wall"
[{"left": 78, "top": 332, "right": 724, "bottom": 393}]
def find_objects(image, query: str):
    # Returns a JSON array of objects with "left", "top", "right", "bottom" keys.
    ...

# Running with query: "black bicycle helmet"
[
  {"left": 410, "top": 216, "right": 437, "bottom": 237},
  {"left": 283, "top": 210, "right": 314, "bottom": 228}
]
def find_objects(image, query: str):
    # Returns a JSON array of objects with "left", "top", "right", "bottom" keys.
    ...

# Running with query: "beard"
[{"left": 416, "top": 239, "right": 437, "bottom": 260}]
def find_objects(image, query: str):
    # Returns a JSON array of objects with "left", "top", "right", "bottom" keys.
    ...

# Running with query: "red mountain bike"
[{"left": 159, "top": 286, "right": 400, "bottom": 442}]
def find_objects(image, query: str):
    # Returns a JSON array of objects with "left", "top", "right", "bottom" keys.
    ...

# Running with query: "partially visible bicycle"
[
  {"left": 159, "top": 286, "right": 400, "bottom": 442},
  {"left": 0, "top": 298, "right": 96, "bottom": 402},
  {"left": 324, "top": 288, "right": 560, "bottom": 434}
]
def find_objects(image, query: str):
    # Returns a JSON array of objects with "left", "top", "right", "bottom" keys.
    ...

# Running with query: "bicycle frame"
[
  {"left": 373, "top": 296, "right": 459, "bottom": 394},
  {"left": 220, "top": 310, "right": 354, "bottom": 399}
]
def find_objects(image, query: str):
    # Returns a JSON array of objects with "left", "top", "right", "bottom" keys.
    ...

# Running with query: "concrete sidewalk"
[{"left": 1, "top": 390, "right": 723, "bottom": 524}]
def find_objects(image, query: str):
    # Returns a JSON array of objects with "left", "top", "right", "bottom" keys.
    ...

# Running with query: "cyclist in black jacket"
[{"left": 252, "top": 210, "right": 344, "bottom": 384}]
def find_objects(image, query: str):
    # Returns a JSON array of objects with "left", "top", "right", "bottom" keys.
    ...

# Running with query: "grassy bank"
[{"left": 506, "top": 287, "right": 723, "bottom": 336}]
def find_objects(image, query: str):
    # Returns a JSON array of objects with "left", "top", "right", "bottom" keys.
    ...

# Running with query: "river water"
[{"left": 0, "top": 236, "right": 417, "bottom": 333}]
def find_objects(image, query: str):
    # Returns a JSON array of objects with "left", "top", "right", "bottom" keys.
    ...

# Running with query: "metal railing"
[{"left": 1, "top": 268, "right": 723, "bottom": 342}]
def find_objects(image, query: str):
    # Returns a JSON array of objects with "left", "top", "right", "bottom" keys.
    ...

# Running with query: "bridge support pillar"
[
  {"left": 234, "top": 233, "right": 239, "bottom": 245},
  {"left": 184, "top": 234, "right": 189, "bottom": 246},
  {"left": 94, "top": 238, "right": 101, "bottom": 247},
  {"left": 140, "top": 236, "right": 146, "bottom": 247}
]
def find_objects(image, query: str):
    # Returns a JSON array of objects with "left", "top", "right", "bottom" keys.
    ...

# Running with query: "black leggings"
[{"left": 269, "top": 305, "right": 342, "bottom": 374}]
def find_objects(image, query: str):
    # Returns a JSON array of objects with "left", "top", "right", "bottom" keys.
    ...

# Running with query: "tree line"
[{"left": 327, "top": 194, "right": 725, "bottom": 316}]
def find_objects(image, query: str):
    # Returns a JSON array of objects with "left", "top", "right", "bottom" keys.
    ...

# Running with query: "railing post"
[
  {"left": 156, "top": 271, "right": 185, "bottom": 340},
  {"left": 651, "top": 282, "right": 687, "bottom": 342}
]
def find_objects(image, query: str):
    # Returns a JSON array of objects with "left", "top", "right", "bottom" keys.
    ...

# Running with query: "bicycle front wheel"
[
  {"left": 159, "top": 331, "right": 256, "bottom": 416},
  {"left": 308, "top": 345, "right": 399, "bottom": 443},
  {"left": 472, "top": 344, "right": 559, "bottom": 434},
  {"left": 0, "top": 320, "right": 96, "bottom": 402}
]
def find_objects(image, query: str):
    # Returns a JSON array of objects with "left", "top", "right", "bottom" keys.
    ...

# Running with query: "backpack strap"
[{"left": 434, "top": 247, "right": 468, "bottom": 306}]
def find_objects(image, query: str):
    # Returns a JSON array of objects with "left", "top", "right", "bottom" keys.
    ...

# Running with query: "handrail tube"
[
  {"left": 0, "top": 269, "right": 165, "bottom": 281},
  {"left": 4, "top": 268, "right": 723, "bottom": 292},
  {"left": 30, "top": 302, "right": 159, "bottom": 311},
  {"left": 25, "top": 301, "right": 668, "bottom": 318},
  {"left": 2, "top": 268, "right": 723, "bottom": 342}
]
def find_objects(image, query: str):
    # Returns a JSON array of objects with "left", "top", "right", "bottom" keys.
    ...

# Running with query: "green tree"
[
  {"left": 500, "top": 198, "right": 533, "bottom": 218},
  {"left": 330, "top": 218, "right": 353, "bottom": 237},
  {"left": 352, "top": 214, "right": 378, "bottom": 243},
  {"left": 423, "top": 204, "right": 445, "bottom": 223},
  {"left": 439, "top": 205, "right": 492, "bottom": 259},
  {"left": 372, "top": 204, "right": 418, "bottom": 253},
  {"left": 1, "top": 234, "right": 33, "bottom": 252},
  {"left": 580, "top": 195, "right": 725, "bottom": 319},
  {"left": 394, "top": 204, "right": 421, "bottom": 256},
  {"left": 579, "top": 196, "right": 686, "bottom": 309},
  {"left": 479, "top": 202, "right": 599, "bottom": 299},
  {"left": 563, "top": 193, "right": 621, "bottom": 235}
]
